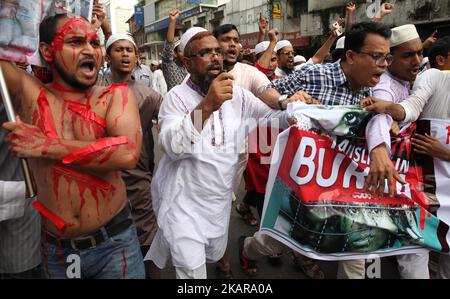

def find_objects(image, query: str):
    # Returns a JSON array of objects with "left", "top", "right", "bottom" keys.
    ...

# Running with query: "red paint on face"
[{"left": 49, "top": 17, "right": 100, "bottom": 73}]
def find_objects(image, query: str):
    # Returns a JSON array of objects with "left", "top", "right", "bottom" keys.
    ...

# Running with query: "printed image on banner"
[
  {"left": 0, "top": 0, "right": 93, "bottom": 65},
  {"left": 260, "top": 104, "right": 450, "bottom": 261}
]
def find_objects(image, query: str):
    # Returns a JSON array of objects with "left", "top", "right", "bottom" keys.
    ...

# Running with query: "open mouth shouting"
[
  {"left": 78, "top": 58, "right": 97, "bottom": 78},
  {"left": 226, "top": 48, "right": 238, "bottom": 61},
  {"left": 207, "top": 63, "right": 223, "bottom": 77}
]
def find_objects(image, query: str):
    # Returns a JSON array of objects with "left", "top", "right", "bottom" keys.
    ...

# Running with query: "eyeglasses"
[
  {"left": 356, "top": 51, "right": 394, "bottom": 66},
  {"left": 189, "top": 48, "right": 223, "bottom": 59}
]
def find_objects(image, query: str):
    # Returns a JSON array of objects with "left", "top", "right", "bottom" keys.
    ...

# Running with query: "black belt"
[{"left": 45, "top": 204, "right": 133, "bottom": 251}]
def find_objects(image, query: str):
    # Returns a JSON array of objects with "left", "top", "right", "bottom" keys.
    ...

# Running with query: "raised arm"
[
  {"left": 311, "top": 19, "right": 342, "bottom": 64},
  {"left": 0, "top": 60, "right": 35, "bottom": 106},
  {"left": 167, "top": 9, "right": 180, "bottom": 43},
  {"left": 372, "top": 2, "right": 394, "bottom": 22},
  {"left": 257, "top": 28, "right": 278, "bottom": 72},
  {"left": 257, "top": 12, "right": 269, "bottom": 44},
  {"left": 345, "top": 2, "right": 356, "bottom": 32}
]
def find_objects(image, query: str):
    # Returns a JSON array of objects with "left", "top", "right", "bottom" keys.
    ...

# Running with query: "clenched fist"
[{"left": 204, "top": 72, "right": 234, "bottom": 111}]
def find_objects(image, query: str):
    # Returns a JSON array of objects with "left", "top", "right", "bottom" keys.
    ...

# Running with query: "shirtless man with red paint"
[{"left": 1, "top": 14, "right": 145, "bottom": 279}]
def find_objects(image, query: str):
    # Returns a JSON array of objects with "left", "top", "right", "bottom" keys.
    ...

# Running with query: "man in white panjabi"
[{"left": 145, "top": 27, "right": 291, "bottom": 279}]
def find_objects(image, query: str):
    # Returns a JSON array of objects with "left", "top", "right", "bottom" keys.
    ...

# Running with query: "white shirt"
[
  {"left": 152, "top": 69, "right": 168, "bottom": 97},
  {"left": 229, "top": 62, "right": 270, "bottom": 96},
  {"left": 400, "top": 69, "right": 450, "bottom": 122},
  {"left": 132, "top": 64, "right": 153, "bottom": 87},
  {"left": 148, "top": 81, "right": 289, "bottom": 269}
]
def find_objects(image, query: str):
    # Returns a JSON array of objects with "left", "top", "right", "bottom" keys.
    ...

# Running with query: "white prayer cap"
[
  {"left": 174, "top": 39, "right": 181, "bottom": 49},
  {"left": 151, "top": 60, "right": 159, "bottom": 65},
  {"left": 420, "top": 57, "right": 429, "bottom": 68},
  {"left": 294, "top": 55, "right": 306, "bottom": 63},
  {"left": 254, "top": 41, "right": 270, "bottom": 55},
  {"left": 179, "top": 27, "right": 208, "bottom": 55},
  {"left": 106, "top": 33, "right": 137, "bottom": 52},
  {"left": 275, "top": 40, "right": 292, "bottom": 52},
  {"left": 335, "top": 37, "right": 345, "bottom": 50},
  {"left": 389, "top": 24, "right": 420, "bottom": 48}
]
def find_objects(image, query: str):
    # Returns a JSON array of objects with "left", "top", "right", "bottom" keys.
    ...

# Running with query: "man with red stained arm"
[
  {"left": 98, "top": 33, "right": 163, "bottom": 279},
  {"left": 1, "top": 14, "right": 144, "bottom": 279}
]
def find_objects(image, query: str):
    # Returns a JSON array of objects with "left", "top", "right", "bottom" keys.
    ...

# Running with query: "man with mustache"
[
  {"left": 246, "top": 21, "right": 408, "bottom": 279},
  {"left": 352, "top": 24, "right": 429, "bottom": 279},
  {"left": 97, "top": 33, "right": 163, "bottom": 279},
  {"left": 144, "top": 27, "right": 291, "bottom": 279},
  {"left": 1, "top": 14, "right": 145, "bottom": 278},
  {"left": 275, "top": 40, "right": 295, "bottom": 77}
]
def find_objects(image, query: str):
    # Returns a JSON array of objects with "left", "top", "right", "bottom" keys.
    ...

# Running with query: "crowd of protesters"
[{"left": 1, "top": 1, "right": 449, "bottom": 279}]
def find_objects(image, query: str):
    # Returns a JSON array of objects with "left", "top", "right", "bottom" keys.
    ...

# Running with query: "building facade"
[
  {"left": 142, "top": 0, "right": 229, "bottom": 61},
  {"left": 134, "top": 0, "right": 450, "bottom": 60},
  {"left": 104, "top": 0, "right": 137, "bottom": 34}
]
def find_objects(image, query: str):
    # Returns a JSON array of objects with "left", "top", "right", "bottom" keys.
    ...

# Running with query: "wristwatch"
[{"left": 278, "top": 95, "right": 288, "bottom": 110}]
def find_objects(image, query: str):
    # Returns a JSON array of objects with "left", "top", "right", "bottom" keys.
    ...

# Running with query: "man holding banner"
[
  {"left": 363, "top": 36, "right": 450, "bottom": 278},
  {"left": 246, "top": 22, "right": 411, "bottom": 279},
  {"left": 361, "top": 24, "right": 430, "bottom": 279},
  {"left": 1, "top": 13, "right": 145, "bottom": 278}
]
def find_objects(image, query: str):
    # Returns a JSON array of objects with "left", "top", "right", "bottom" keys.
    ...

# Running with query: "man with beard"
[
  {"left": 144, "top": 27, "right": 291, "bottom": 279},
  {"left": 275, "top": 40, "right": 295, "bottom": 77},
  {"left": 213, "top": 24, "right": 270, "bottom": 99},
  {"left": 350, "top": 24, "right": 430, "bottom": 279},
  {"left": 211, "top": 23, "right": 273, "bottom": 277},
  {"left": 1, "top": 14, "right": 145, "bottom": 278},
  {"left": 97, "top": 33, "right": 162, "bottom": 279}
]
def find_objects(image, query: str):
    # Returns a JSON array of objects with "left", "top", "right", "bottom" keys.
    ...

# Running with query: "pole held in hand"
[{"left": 0, "top": 64, "right": 37, "bottom": 198}]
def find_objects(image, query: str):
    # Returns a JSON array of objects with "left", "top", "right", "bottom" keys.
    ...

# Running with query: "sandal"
[
  {"left": 215, "top": 265, "right": 234, "bottom": 279},
  {"left": 235, "top": 203, "right": 259, "bottom": 226},
  {"left": 292, "top": 254, "right": 325, "bottom": 279},
  {"left": 238, "top": 236, "right": 258, "bottom": 277}
]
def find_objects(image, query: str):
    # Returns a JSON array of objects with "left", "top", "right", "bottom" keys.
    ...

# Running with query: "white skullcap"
[
  {"left": 106, "top": 33, "right": 137, "bottom": 52},
  {"left": 294, "top": 55, "right": 306, "bottom": 63},
  {"left": 420, "top": 57, "right": 429, "bottom": 68},
  {"left": 275, "top": 40, "right": 292, "bottom": 52},
  {"left": 150, "top": 60, "right": 159, "bottom": 65},
  {"left": 179, "top": 27, "right": 208, "bottom": 55},
  {"left": 390, "top": 24, "right": 420, "bottom": 48},
  {"left": 254, "top": 41, "right": 270, "bottom": 55},
  {"left": 335, "top": 37, "right": 345, "bottom": 50},
  {"left": 174, "top": 39, "right": 181, "bottom": 49}
]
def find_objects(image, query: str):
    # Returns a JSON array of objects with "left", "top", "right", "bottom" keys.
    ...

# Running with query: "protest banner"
[
  {"left": 260, "top": 105, "right": 450, "bottom": 260},
  {"left": 0, "top": 0, "right": 93, "bottom": 64}
]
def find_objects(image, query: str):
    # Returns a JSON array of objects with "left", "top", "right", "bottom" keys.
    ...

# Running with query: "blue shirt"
[{"left": 267, "top": 61, "right": 372, "bottom": 105}]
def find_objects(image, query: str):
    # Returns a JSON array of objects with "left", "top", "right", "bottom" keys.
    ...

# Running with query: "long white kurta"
[{"left": 146, "top": 81, "right": 289, "bottom": 270}]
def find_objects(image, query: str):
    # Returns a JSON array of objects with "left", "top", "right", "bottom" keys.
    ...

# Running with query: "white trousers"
[
  {"left": 337, "top": 253, "right": 430, "bottom": 279},
  {"left": 175, "top": 264, "right": 207, "bottom": 279}
]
